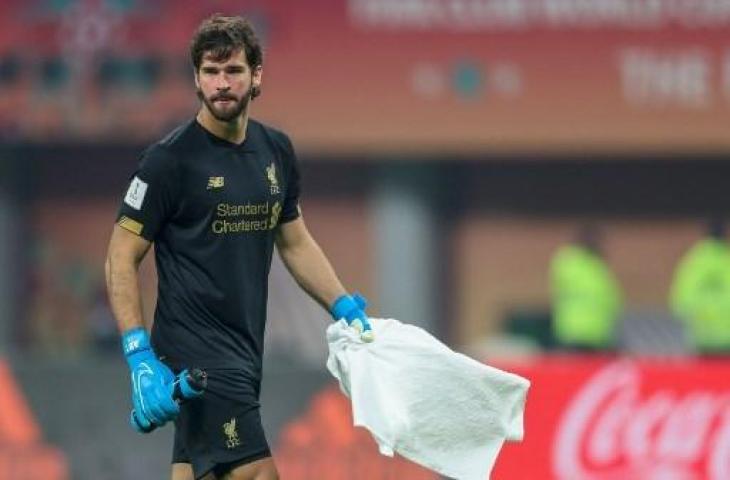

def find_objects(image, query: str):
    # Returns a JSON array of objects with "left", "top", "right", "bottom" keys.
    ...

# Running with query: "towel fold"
[{"left": 326, "top": 318, "right": 530, "bottom": 480}]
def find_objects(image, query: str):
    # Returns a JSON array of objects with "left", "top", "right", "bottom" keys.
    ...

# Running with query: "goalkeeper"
[{"left": 105, "top": 14, "right": 372, "bottom": 480}]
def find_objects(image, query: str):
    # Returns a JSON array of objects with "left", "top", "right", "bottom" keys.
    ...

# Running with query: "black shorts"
[{"left": 172, "top": 369, "right": 271, "bottom": 479}]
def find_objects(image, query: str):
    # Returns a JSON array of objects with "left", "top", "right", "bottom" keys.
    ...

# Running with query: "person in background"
[
  {"left": 670, "top": 218, "right": 730, "bottom": 355},
  {"left": 550, "top": 224, "right": 623, "bottom": 352}
]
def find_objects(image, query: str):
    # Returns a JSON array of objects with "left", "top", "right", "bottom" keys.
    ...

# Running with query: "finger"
[
  {"left": 131, "top": 397, "right": 151, "bottom": 430},
  {"left": 138, "top": 399, "right": 160, "bottom": 427},
  {"left": 159, "top": 388, "right": 180, "bottom": 418},
  {"left": 145, "top": 404, "right": 164, "bottom": 426},
  {"left": 349, "top": 318, "right": 375, "bottom": 342},
  {"left": 179, "top": 370, "right": 205, "bottom": 399},
  {"left": 161, "top": 366, "right": 175, "bottom": 385},
  {"left": 130, "top": 409, "right": 151, "bottom": 432},
  {"left": 361, "top": 328, "right": 375, "bottom": 343},
  {"left": 360, "top": 320, "right": 374, "bottom": 342},
  {"left": 349, "top": 318, "right": 364, "bottom": 334},
  {"left": 144, "top": 389, "right": 166, "bottom": 425},
  {"left": 153, "top": 381, "right": 178, "bottom": 421}
]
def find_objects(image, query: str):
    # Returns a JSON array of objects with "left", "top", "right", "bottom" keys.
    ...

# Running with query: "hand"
[
  {"left": 122, "top": 328, "right": 179, "bottom": 432},
  {"left": 331, "top": 293, "right": 374, "bottom": 342},
  {"left": 131, "top": 368, "right": 207, "bottom": 433}
]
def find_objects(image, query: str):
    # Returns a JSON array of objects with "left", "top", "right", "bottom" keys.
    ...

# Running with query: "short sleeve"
[
  {"left": 278, "top": 134, "right": 301, "bottom": 224},
  {"left": 116, "top": 145, "right": 180, "bottom": 241}
]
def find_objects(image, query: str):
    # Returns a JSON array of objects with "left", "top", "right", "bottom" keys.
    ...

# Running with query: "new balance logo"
[{"left": 207, "top": 177, "right": 225, "bottom": 190}]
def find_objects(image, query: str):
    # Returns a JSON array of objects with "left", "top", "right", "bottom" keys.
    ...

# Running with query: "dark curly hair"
[{"left": 190, "top": 14, "right": 263, "bottom": 98}]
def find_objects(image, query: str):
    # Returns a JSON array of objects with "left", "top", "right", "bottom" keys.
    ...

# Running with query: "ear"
[
  {"left": 193, "top": 69, "right": 200, "bottom": 90},
  {"left": 252, "top": 65, "right": 263, "bottom": 89}
]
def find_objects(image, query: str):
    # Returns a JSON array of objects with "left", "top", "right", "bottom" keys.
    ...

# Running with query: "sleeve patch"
[
  {"left": 118, "top": 216, "right": 144, "bottom": 235},
  {"left": 124, "top": 176, "right": 148, "bottom": 210}
]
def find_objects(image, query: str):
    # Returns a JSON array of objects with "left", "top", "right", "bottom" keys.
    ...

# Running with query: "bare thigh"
[
  {"left": 172, "top": 457, "right": 278, "bottom": 480},
  {"left": 171, "top": 463, "right": 195, "bottom": 480},
  {"left": 219, "top": 457, "right": 279, "bottom": 480}
]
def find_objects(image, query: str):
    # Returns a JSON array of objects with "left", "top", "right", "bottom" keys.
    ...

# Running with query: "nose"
[{"left": 214, "top": 72, "right": 230, "bottom": 91}]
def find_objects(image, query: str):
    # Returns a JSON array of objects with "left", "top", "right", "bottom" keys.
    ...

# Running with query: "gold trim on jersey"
[{"left": 118, "top": 216, "right": 143, "bottom": 235}]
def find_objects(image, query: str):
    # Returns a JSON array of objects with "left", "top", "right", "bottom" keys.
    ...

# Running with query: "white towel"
[{"left": 326, "top": 318, "right": 530, "bottom": 480}]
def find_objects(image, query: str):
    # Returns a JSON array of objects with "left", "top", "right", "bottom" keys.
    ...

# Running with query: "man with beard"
[{"left": 105, "top": 15, "right": 374, "bottom": 480}]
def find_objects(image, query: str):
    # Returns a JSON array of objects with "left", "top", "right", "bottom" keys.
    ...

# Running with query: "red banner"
[
  {"left": 494, "top": 356, "right": 730, "bottom": 480},
  {"left": 275, "top": 356, "right": 730, "bottom": 479}
]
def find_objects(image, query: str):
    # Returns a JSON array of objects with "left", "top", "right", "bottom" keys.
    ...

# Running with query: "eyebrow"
[
  {"left": 201, "top": 64, "right": 247, "bottom": 71},
  {"left": 201, "top": 54, "right": 247, "bottom": 68}
]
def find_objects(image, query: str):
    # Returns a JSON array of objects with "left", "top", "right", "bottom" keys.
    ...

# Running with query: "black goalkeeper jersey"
[{"left": 116, "top": 118, "right": 300, "bottom": 380}]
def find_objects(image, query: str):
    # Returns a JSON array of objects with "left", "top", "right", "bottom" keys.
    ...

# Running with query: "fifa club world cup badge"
[
  {"left": 223, "top": 418, "right": 241, "bottom": 449},
  {"left": 266, "top": 162, "right": 280, "bottom": 195}
]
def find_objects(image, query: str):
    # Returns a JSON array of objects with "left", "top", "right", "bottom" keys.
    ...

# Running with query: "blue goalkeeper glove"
[
  {"left": 122, "top": 328, "right": 179, "bottom": 432},
  {"left": 331, "top": 293, "right": 374, "bottom": 342}
]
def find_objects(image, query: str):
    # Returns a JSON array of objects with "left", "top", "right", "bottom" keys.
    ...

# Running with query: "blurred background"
[{"left": 2, "top": 0, "right": 730, "bottom": 478}]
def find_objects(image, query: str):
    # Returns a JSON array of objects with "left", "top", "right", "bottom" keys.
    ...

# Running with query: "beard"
[{"left": 197, "top": 85, "right": 252, "bottom": 122}]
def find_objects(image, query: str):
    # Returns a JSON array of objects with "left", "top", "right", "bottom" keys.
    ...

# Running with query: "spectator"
[
  {"left": 550, "top": 224, "right": 623, "bottom": 352},
  {"left": 670, "top": 218, "right": 730, "bottom": 354}
]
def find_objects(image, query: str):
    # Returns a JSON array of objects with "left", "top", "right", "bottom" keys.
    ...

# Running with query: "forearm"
[
  {"left": 105, "top": 256, "right": 146, "bottom": 333},
  {"left": 277, "top": 235, "right": 347, "bottom": 311}
]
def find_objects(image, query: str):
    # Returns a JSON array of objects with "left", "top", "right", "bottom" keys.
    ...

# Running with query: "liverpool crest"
[
  {"left": 266, "top": 162, "right": 280, "bottom": 194},
  {"left": 223, "top": 417, "right": 241, "bottom": 449}
]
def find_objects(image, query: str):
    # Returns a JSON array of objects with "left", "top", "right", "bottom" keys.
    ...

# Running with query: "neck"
[{"left": 196, "top": 106, "right": 249, "bottom": 145}]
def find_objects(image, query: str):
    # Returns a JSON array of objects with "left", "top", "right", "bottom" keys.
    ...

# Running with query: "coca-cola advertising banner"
[
  {"left": 493, "top": 357, "right": 730, "bottom": 480},
  {"left": 2, "top": 0, "right": 730, "bottom": 154}
]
